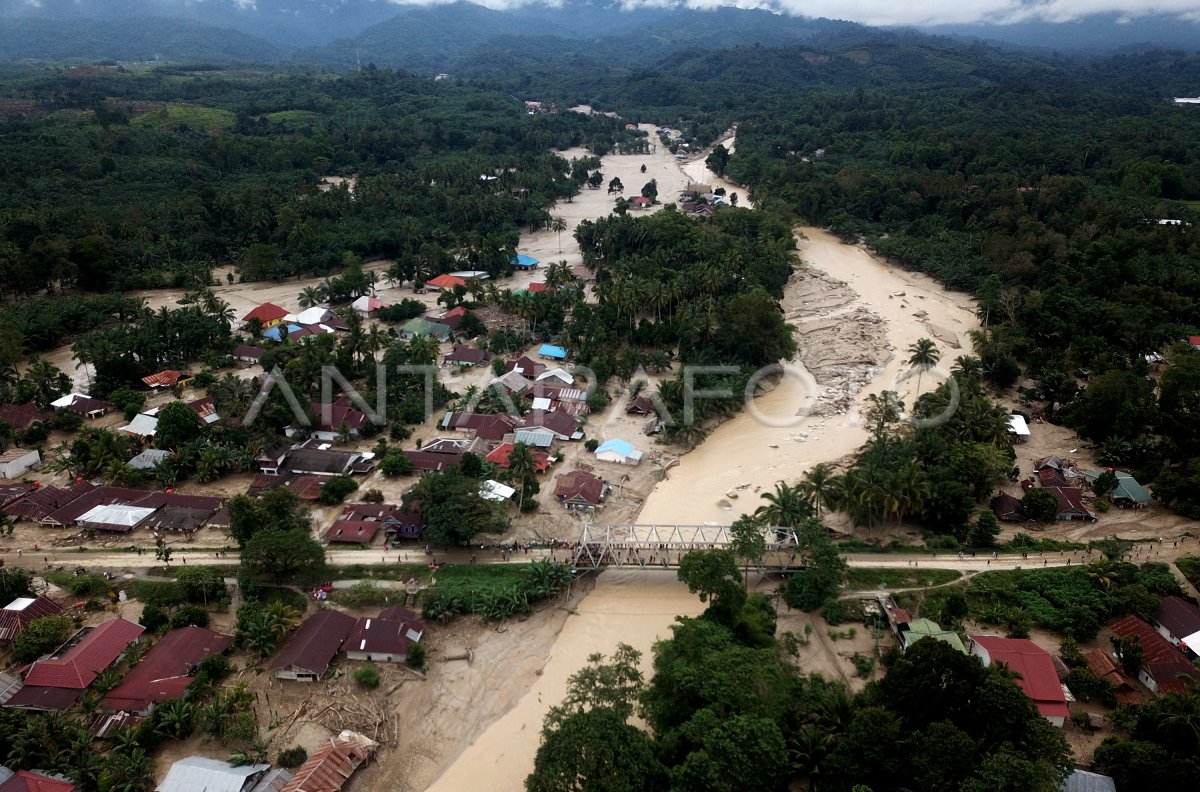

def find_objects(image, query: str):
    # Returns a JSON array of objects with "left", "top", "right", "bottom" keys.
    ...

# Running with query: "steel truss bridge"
[{"left": 571, "top": 523, "right": 804, "bottom": 571}]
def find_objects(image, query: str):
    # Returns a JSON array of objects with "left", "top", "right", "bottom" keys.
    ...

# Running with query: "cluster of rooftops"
[
  {"left": 0, "top": 589, "right": 412, "bottom": 791},
  {"left": 879, "top": 592, "right": 1200, "bottom": 727}
]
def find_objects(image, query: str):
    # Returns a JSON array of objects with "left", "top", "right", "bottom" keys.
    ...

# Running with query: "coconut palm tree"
[
  {"left": 298, "top": 285, "right": 326, "bottom": 309},
  {"left": 549, "top": 216, "right": 568, "bottom": 253},
  {"left": 906, "top": 337, "right": 940, "bottom": 396},
  {"left": 798, "top": 463, "right": 836, "bottom": 520},
  {"left": 506, "top": 442, "right": 539, "bottom": 512},
  {"left": 755, "top": 481, "right": 814, "bottom": 527}
]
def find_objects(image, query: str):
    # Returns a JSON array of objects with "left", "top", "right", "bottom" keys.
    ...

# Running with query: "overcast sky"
[{"left": 380, "top": 0, "right": 1200, "bottom": 27}]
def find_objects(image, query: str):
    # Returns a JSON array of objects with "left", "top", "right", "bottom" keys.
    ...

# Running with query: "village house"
[
  {"left": 398, "top": 317, "right": 452, "bottom": 342},
  {"left": 286, "top": 398, "right": 369, "bottom": 442},
  {"left": 157, "top": 756, "right": 274, "bottom": 792},
  {"left": 1153, "top": 595, "right": 1200, "bottom": 653},
  {"left": 1007, "top": 414, "right": 1031, "bottom": 442},
  {"left": 1108, "top": 615, "right": 1199, "bottom": 696},
  {"left": 1083, "top": 649, "right": 1144, "bottom": 705},
  {"left": 513, "top": 253, "right": 540, "bottom": 270},
  {"left": 141, "top": 369, "right": 188, "bottom": 391},
  {"left": 271, "top": 610, "right": 356, "bottom": 682},
  {"left": 440, "top": 412, "right": 517, "bottom": 442},
  {"left": 490, "top": 369, "right": 533, "bottom": 396},
  {"left": 50, "top": 393, "right": 114, "bottom": 419},
  {"left": 187, "top": 395, "right": 220, "bottom": 425},
  {"left": 593, "top": 438, "right": 642, "bottom": 466},
  {"left": 518, "top": 409, "right": 583, "bottom": 441},
  {"left": 554, "top": 469, "right": 608, "bottom": 511},
  {"left": 242, "top": 302, "right": 289, "bottom": 329},
  {"left": 989, "top": 492, "right": 1025, "bottom": 522},
  {"left": 278, "top": 731, "right": 378, "bottom": 792},
  {"left": 0, "top": 448, "right": 40, "bottom": 480},
  {"left": 431, "top": 305, "right": 467, "bottom": 330},
  {"left": 0, "top": 596, "right": 64, "bottom": 648},
  {"left": 231, "top": 344, "right": 265, "bottom": 364},
  {"left": 968, "top": 635, "right": 1070, "bottom": 727},
  {"left": 1084, "top": 469, "right": 1152, "bottom": 508},
  {"left": 5, "top": 618, "right": 145, "bottom": 713},
  {"left": 424, "top": 273, "right": 466, "bottom": 291},
  {"left": 0, "top": 403, "right": 46, "bottom": 434},
  {"left": 486, "top": 442, "right": 551, "bottom": 472},
  {"left": 101, "top": 626, "right": 231, "bottom": 716},
  {"left": 344, "top": 610, "right": 424, "bottom": 663},
  {"left": 538, "top": 343, "right": 568, "bottom": 361},
  {"left": 1042, "top": 486, "right": 1096, "bottom": 521},
  {"left": 442, "top": 344, "right": 493, "bottom": 367},
  {"left": 0, "top": 770, "right": 77, "bottom": 792},
  {"left": 506, "top": 356, "right": 546, "bottom": 378},
  {"left": 899, "top": 618, "right": 966, "bottom": 654},
  {"left": 351, "top": 295, "right": 385, "bottom": 315}
]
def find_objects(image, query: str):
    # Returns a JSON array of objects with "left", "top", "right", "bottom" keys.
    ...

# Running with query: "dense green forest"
[{"left": 0, "top": 67, "right": 630, "bottom": 359}]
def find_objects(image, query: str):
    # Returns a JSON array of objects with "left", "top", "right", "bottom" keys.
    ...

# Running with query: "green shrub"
[
  {"left": 354, "top": 663, "right": 381, "bottom": 689},
  {"left": 406, "top": 641, "right": 426, "bottom": 670},
  {"left": 852, "top": 652, "right": 875, "bottom": 679},
  {"left": 277, "top": 746, "right": 307, "bottom": 769},
  {"left": 14, "top": 614, "right": 74, "bottom": 662}
]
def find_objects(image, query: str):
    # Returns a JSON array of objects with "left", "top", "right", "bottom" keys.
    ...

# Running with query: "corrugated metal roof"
[
  {"left": 24, "top": 618, "right": 144, "bottom": 689},
  {"left": 157, "top": 757, "right": 268, "bottom": 792},
  {"left": 271, "top": 611, "right": 355, "bottom": 677},
  {"left": 279, "top": 733, "right": 377, "bottom": 792}
]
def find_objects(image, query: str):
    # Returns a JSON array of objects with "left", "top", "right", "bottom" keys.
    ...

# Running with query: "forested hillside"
[{"left": 0, "top": 67, "right": 624, "bottom": 359}]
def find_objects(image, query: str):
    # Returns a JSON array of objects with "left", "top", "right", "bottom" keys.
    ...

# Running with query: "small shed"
[{"left": 0, "top": 448, "right": 40, "bottom": 479}]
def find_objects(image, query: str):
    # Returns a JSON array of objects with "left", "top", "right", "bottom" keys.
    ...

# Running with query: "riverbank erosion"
[
  {"left": 637, "top": 226, "right": 978, "bottom": 525},
  {"left": 422, "top": 569, "right": 706, "bottom": 792}
]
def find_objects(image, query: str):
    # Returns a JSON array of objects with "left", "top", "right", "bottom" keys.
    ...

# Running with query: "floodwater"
[{"left": 425, "top": 569, "right": 704, "bottom": 791}]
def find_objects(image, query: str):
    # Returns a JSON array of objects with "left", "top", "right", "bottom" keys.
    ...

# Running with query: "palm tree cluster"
[{"left": 819, "top": 364, "right": 1018, "bottom": 536}]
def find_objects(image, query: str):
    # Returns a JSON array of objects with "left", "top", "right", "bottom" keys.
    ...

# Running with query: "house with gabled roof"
[
  {"left": 0, "top": 596, "right": 64, "bottom": 646},
  {"left": 101, "top": 626, "right": 231, "bottom": 716},
  {"left": 425, "top": 273, "right": 466, "bottom": 290},
  {"left": 553, "top": 470, "right": 608, "bottom": 511},
  {"left": 50, "top": 393, "right": 113, "bottom": 419},
  {"left": 271, "top": 610, "right": 356, "bottom": 682},
  {"left": 0, "top": 449, "right": 40, "bottom": 480},
  {"left": 491, "top": 370, "right": 533, "bottom": 395},
  {"left": 287, "top": 398, "right": 369, "bottom": 442},
  {"left": 5, "top": 618, "right": 144, "bottom": 712},
  {"left": 399, "top": 317, "right": 452, "bottom": 341},
  {"left": 1153, "top": 596, "right": 1200, "bottom": 650},
  {"left": 1043, "top": 487, "right": 1095, "bottom": 521},
  {"left": 989, "top": 492, "right": 1024, "bottom": 521},
  {"left": 486, "top": 442, "right": 551, "bottom": 472},
  {"left": 443, "top": 345, "right": 493, "bottom": 367},
  {"left": 231, "top": 344, "right": 265, "bottom": 363},
  {"left": 1109, "top": 615, "right": 1199, "bottom": 696},
  {"left": 278, "top": 731, "right": 377, "bottom": 792},
  {"left": 242, "top": 302, "right": 288, "bottom": 329},
  {"left": 0, "top": 770, "right": 76, "bottom": 792},
  {"left": 141, "top": 369, "right": 188, "bottom": 390},
  {"left": 505, "top": 356, "right": 546, "bottom": 378},
  {"left": 440, "top": 412, "right": 516, "bottom": 442},
  {"left": 0, "top": 403, "right": 46, "bottom": 433},
  {"left": 1084, "top": 649, "right": 1144, "bottom": 705},
  {"left": 519, "top": 409, "right": 583, "bottom": 441},
  {"left": 969, "top": 635, "right": 1069, "bottom": 726}
]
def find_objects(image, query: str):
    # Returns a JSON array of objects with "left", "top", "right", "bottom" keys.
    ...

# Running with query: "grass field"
[
  {"left": 844, "top": 567, "right": 962, "bottom": 590},
  {"left": 131, "top": 103, "right": 235, "bottom": 131}
]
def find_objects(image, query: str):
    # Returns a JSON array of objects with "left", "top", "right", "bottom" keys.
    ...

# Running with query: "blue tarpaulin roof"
[
  {"left": 595, "top": 439, "right": 635, "bottom": 457},
  {"left": 538, "top": 344, "right": 567, "bottom": 359},
  {"left": 513, "top": 253, "right": 540, "bottom": 268},
  {"left": 263, "top": 324, "right": 302, "bottom": 341}
]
